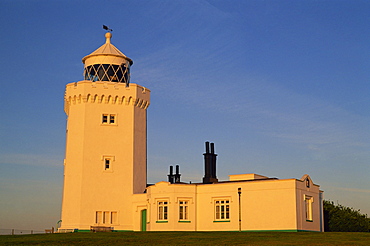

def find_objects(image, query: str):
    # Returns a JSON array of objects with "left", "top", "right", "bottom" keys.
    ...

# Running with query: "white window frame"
[
  {"left": 179, "top": 200, "right": 189, "bottom": 221},
  {"left": 214, "top": 199, "right": 230, "bottom": 221},
  {"left": 157, "top": 201, "right": 168, "bottom": 221},
  {"left": 304, "top": 195, "right": 314, "bottom": 222}
]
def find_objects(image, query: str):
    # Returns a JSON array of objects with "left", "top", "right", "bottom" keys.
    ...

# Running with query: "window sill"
[
  {"left": 103, "top": 170, "right": 114, "bottom": 173},
  {"left": 156, "top": 221, "right": 168, "bottom": 223},
  {"left": 178, "top": 221, "right": 191, "bottom": 223},
  {"left": 213, "top": 220, "right": 230, "bottom": 223}
]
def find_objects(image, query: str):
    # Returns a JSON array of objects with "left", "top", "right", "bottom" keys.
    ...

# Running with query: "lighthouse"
[
  {"left": 58, "top": 31, "right": 323, "bottom": 233},
  {"left": 60, "top": 32, "right": 150, "bottom": 231}
]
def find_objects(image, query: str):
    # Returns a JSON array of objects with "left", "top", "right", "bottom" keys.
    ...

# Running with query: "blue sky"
[{"left": 0, "top": 0, "right": 369, "bottom": 231}]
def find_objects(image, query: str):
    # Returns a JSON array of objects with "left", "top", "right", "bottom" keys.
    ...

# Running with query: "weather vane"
[{"left": 103, "top": 25, "right": 113, "bottom": 32}]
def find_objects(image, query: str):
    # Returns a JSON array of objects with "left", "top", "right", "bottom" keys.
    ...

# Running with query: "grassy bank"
[{"left": 1, "top": 231, "right": 369, "bottom": 245}]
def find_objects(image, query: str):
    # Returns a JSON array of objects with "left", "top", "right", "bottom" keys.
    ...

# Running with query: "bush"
[{"left": 324, "top": 200, "right": 370, "bottom": 232}]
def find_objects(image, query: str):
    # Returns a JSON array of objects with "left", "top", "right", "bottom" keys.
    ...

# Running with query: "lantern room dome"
[{"left": 82, "top": 32, "right": 133, "bottom": 85}]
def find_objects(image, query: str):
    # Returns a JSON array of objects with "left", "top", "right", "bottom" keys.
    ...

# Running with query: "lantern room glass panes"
[{"left": 84, "top": 63, "right": 130, "bottom": 85}]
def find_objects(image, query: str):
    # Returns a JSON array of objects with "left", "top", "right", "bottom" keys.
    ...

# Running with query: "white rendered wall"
[{"left": 60, "top": 81, "right": 150, "bottom": 231}]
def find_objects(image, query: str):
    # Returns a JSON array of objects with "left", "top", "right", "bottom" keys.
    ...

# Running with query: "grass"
[{"left": 0, "top": 231, "right": 369, "bottom": 245}]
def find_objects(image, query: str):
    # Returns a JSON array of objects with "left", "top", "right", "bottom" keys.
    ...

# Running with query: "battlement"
[{"left": 64, "top": 81, "right": 150, "bottom": 114}]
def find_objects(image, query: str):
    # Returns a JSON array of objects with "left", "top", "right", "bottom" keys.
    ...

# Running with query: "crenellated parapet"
[{"left": 64, "top": 80, "right": 150, "bottom": 115}]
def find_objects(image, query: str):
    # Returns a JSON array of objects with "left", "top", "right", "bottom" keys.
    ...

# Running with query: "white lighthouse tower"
[{"left": 60, "top": 32, "right": 150, "bottom": 231}]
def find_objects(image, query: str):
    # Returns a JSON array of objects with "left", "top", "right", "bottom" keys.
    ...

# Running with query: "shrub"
[{"left": 324, "top": 200, "right": 369, "bottom": 232}]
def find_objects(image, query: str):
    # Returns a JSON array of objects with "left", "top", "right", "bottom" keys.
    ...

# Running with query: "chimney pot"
[
  {"left": 174, "top": 164, "right": 181, "bottom": 183},
  {"left": 205, "top": 141, "right": 210, "bottom": 153},
  {"left": 168, "top": 165, "right": 174, "bottom": 183},
  {"left": 210, "top": 142, "right": 215, "bottom": 154}
]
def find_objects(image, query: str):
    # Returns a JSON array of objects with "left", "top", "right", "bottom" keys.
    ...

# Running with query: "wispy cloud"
[
  {"left": 131, "top": 1, "right": 370, "bottom": 172},
  {"left": 136, "top": 48, "right": 369, "bottom": 151},
  {"left": 336, "top": 187, "right": 370, "bottom": 194}
]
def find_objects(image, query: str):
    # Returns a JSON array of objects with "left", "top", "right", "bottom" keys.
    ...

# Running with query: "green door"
[{"left": 141, "top": 209, "right": 147, "bottom": 231}]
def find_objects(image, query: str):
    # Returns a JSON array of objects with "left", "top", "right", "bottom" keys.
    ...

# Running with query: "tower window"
[
  {"left": 102, "top": 156, "right": 114, "bottom": 172},
  {"left": 95, "top": 211, "right": 117, "bottom": 225},
  {"left": 102, "top": 114, "right": 116, "bottom": 125},
  {"left": 109, "top": 115, "right": 115, "bottom": 124},
  {"left": 95, "top": 211, "right": 102, "bottom": 224},
  {"left": 105, "top": 158, "right": 110, "bottom": 170},
  {"left": 102, "top": 114, "right": 108, "bottom": 123},
  {"left": 103, "top": 211, "right": 109, "bottom": 224},
  {"left": 111, "top": 211, "right": 117, "bottom": 224}
]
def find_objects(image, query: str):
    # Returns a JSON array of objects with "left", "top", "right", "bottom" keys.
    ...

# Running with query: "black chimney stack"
[
  {"left": 203, "top": 141, "right": 218, "bottom": 184},
  {"left": 168, "top": 165, "right": 181, "bottom": 183},
  {"left": 168, "top": 165, "right": 174, "bottom": 183},
  {"left": 174, "top": 165, "right": 181, "bottom": 183}
]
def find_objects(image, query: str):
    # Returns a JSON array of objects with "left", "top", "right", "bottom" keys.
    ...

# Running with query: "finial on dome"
[
  {"left": 105, "top": 32, "right": 112, "bottom": 44},
  {"left": 102, "top": 25, "right": 113, "bottom": 44}
]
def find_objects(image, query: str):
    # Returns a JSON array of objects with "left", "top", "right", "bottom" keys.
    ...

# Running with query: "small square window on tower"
[
  {"left": 102, "top": 155, "right": 115, "bottom": 172},
  {"left": 102, "top": 114, "right": 116, "bottom": 125}
]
